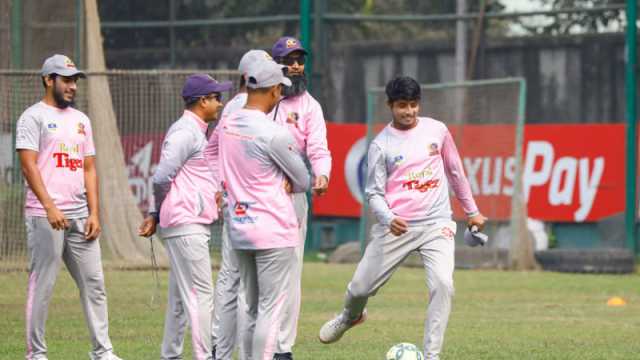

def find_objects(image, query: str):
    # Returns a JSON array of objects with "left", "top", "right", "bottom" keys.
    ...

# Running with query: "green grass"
[{"left": 2, "top": 263, "right": 640, "bottom": 359}]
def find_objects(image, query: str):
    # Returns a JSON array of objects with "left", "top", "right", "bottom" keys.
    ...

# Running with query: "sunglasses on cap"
[{"left": 278, "top": 55, "right": 306, "bottom": 66}]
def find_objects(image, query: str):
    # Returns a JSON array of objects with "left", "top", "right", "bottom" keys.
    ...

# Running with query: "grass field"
[{"left": 1, "top": 262, "right": 640, "bottom": 359}]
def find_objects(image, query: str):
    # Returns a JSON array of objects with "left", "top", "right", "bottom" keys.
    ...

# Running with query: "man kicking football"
[{"left": 318, "top": 76, "right": 485, "bottom": 360}]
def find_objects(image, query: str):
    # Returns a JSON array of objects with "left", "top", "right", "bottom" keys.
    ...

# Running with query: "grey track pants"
[
  {"left": 212, "top": 192, "right": 307, "bottom": 358},
  {"left": 341, "top": 220, "right": 457, "bottom": 360},
  {"left": 235, "top": 247, "right": 295, "bottom": 360},
  {"left": 161, "top": 233, "right": 214, "bottom": 360},
  {"left": 25, "top": 216, "right": 113, "bottom": 360}
]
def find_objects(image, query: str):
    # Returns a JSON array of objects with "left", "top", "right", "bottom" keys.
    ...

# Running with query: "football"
[{"left": 385, "top": 343, "right": 424, "bottom": 360}]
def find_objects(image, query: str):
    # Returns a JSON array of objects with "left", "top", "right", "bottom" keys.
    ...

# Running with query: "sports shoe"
[
  {"left": 318, "top": 309, "right": 367, "bottom": 344},
  {"left": 89, "top": 352, "right": 123, "bottom": 360},
  {"left": 273, "top": 352, "right": 293, "bottom": 360}
]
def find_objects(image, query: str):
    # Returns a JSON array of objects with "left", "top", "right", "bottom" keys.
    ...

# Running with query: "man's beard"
[
  {"left": 282, "top": 73, "right": 307, "bottom": 98},
  {"left": 52, "top": 87, "right": 74, "bottom": 109}
]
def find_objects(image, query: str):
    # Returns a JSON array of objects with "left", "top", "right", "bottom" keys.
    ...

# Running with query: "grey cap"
[
  {"left": 245, "top": 59, "right": 292, "bottom": 89},
  {"left": 238, "top": 50, "right": 273, "bottom": 76},
  {"left": 464, "top": 226, "right": 489, "bottom": 247},
  {"left": 41, "top": 54, "right": 85, "bottom": 78}
]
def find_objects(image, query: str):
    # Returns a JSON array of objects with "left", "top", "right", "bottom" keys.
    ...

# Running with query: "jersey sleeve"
[
  {"left": 365, "top": 142, "right": 395, "bottom": 226},
  {"left": 305, "top": 101, "right": 332, "bottom": 179},
  {"left": 151, "top": 128, "right": 196, "bottom": 214},
  {"left": 441, "top": 129, "right": 479, "bottom": 216},
  {"left": 83, "top": 117, "right": 96, "bottom": 157},
  {"left": 15, "top": 112, "right": 41, "bottom": 152},
  {"left": 268, "top": 130, "right": 311, "bottom": 193}
]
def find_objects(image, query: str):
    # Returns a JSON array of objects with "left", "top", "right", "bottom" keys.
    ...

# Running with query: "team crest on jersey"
[
  {"left": 429, "top": 143, "right": 439, "bottom": 156},
  {"left": 47, "top": 122, "right": 58, "bottom": 132},
  {"left": 286, "top": 39, "right": 298, "bottom": 48},
  {"left": 77, "top": 123, "right": 86, "bottom": 135},
  {"left": 286, "top": 112, "right": 299, "bottom": 128}
]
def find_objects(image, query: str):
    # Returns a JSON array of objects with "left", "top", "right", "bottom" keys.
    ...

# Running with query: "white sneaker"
[
  {"left": 318, "top": 309, "right": 367, "bottom": 344},
  {"left": 89, "top": 352, "right": 123, "bottom": 360}
]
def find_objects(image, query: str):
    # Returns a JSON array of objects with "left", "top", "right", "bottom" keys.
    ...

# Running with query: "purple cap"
[
  {"left": 271, "top": 36, "right": 308, "bottom": 58},
  {"left": 181, "top": 73, "right": 232, "bottom": 100}
]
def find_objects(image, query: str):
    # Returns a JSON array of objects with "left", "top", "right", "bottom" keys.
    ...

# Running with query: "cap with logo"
[
  {"left": 271, "top": 36, "right": 308, "bottom": 58},
  {"left": 238, "top": 50, "right": 273, "bottom": 77},
  {"left": 41, "top": 54, "right": 85, "bottom": 78},
  {"left": 245, "top": 59, "right": 292, "bottom": 89},
  {"left": 182, "top": 73, "right": 233, "bottom": 101}
]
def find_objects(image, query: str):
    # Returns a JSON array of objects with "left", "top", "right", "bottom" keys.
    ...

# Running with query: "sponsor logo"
[
  {"left": 402, "top": 178, "right": 440, "bottom": 192},
  {"left": 77, "top": 123, "right": 86, "bottom": 135},
  {"left": 232, "top": 201, "right": 258, "bottom": 224},
  {"left": 392, "top": 155, "right": 404, "bottom": 166},
  {"left": 53, "top": 152, "right": 83, "bottom": 171},
  {"left": 47, "top": 123, "right": 57, "bottom": 132},
  {"left": 406, "top": 167, "right": 432, "bottom": 180}
]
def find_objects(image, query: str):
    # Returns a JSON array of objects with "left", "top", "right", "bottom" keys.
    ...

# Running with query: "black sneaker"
[{"left": 273, "top": 353, "right": 293, "bottom": 360}]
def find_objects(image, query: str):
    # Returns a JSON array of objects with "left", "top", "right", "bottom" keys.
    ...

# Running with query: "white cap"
[
  {"left": 238, "top": 50, "right": 272, "bottom": 76},
  {"left": 245, "top": 59, "right": 292, "bottom": 89}
]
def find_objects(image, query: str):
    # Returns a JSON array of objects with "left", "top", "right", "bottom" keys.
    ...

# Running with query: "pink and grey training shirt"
[
  {"left": 218, "top": 108, "right": 310, "bottom": 250},
  {"left": 366, "top": 117, "right": 479, "bottom": 226},
  {"left": 270, "top": 91, "right": 332, "bottom": 180},
  {"left": 15, "top": 102, "right": 96, "bottom": 218}
]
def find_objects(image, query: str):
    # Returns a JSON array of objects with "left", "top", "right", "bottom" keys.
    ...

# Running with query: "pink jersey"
[
  {"left": 219, "top": 108, "right": 310, "bottom": 250},
  {"left": 366, "top": 117, "right": 479, "bottom": 225},
  {"left": 15, "top": 102, "right": 96, "bottom": 218},
  {"left": 152, "top": 111, "right": 219, "bottom": 236},
  {"left": 269, "top": 91, "right": 332, "bottom": 179}
]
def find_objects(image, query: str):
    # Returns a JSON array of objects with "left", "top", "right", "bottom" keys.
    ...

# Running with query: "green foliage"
[{"left": 517, "top": 0, "right": 627, "bottom": 35}]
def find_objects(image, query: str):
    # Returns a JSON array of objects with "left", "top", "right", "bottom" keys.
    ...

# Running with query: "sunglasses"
[{"left": 279, "top": 55, "right": 306, "bottom": 66}]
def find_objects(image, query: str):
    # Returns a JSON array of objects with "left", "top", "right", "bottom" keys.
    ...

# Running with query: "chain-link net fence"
[
  {"left": 359, "top": 78, "right": 532, "bottom": 269},
  {"left": 0, "top": 69, "right": 240, "bottom": 270}
]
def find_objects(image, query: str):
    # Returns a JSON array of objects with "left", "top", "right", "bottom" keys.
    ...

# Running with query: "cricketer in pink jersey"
[
  {"left": 138, "top": 74, "right": 231, "bottom": 360},
  {"left": 16, "top": 54, "right": 122, "bottom": 360},
  {"left": 319, "top": 76, "right": 486, "bottom": 360},
  {"left": 269, "top": 36, "right": 332, "bottom": 359},
  {"left": 219, "top": 58, "right": 310, "bottom": 360}
]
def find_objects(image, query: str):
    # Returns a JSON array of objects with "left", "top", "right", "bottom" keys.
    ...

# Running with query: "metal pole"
[
  {"left": 169, "top": 0, "right": 176, "bottom": 68},
  {"left": 625, "top": 0, "right": 638, "bottom": 254},
  {"left": 300, "top": 0, "right": 312, "bottom": 89},
  {"left": 300, "top": 0, "right": 313, "bottom": 252},
  {"left": 455, "top": 0, "right": 466, "bottom": 82},
  {"left": 10, "top": 0, "right": 23, "bottom": 185},
  {"left": 11, "top": 0, "right": 23, "bottom": 69},
  {"left": 75, "top": 0, "right": 83, "bottom": 67}
]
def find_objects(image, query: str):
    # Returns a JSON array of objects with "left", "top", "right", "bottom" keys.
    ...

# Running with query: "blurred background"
[{"left": 0, "top": 0, "right": 638, "bottom": 272}]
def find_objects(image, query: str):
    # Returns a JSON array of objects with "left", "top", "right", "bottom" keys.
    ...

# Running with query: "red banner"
[
  {"left": 118, "top": 124, "right": 625, "bottom": 222},
  {"left": 313, "top": 123, "right": 625, "bottom": 222}
]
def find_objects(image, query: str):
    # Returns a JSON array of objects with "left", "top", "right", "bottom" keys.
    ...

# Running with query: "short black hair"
[
  {"left": 385, "top": 76, "right": 421, "bottom": 103},
  {"left": 239, "top": 75, "right": 246, "bottom": 88},
  {"left": 42, "top": 73, "right": 58, "bottom": 89}
]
